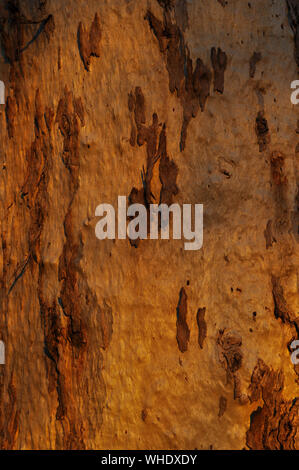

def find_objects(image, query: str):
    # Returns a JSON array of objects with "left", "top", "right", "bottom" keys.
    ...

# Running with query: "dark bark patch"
[
  {"left": 196, "top": 307, "right": 207, "bottom": 349},
  {"left": 217, "top": 329, "right": 246, "bottom": 402},
  {"left": 176, "top": 287, "right": 190, "bottom": 353},
  {"left": 255, "top": 111, "right": 270, "bottom": 152},
  {"left": 270, "top": 152, "right": 287, "bottom": 186},
  {"left": 54, "top": 87, "right": 112, "bottom": 447},
  {"left": 249, "top": 51, "right": 261, "bottom": 78},
  {"left": 145, "top": 7, "right": 218, "bottom": 151},
  {"left": 0, "top": 3, "right": 54, "bottom": 65},
  {"left": 158, "top": 125, "right": 179, "bottom": 205},
  {"left": 127, "top": 88, "right": 179, "bottom": 247},
  {"left": 174, "top": 0, "right": 189, "bottom": 32},
  {"left": 272, "top": 276, "right": 293, "bottom": 324},
  {"left": 211, "top": 47, "right": 227, "bottom": 93},
  {"left": 217, "top": 329, "right": 242, "bottom": 375},
  {"left": 264, "top": 220, "right": 276, "bottom": 249},
  {"left": 286, "top": 0, "right": 299, "bottom": 66},
  {"left": 78, "top": 13, "right": 101, "bottom": 71}
]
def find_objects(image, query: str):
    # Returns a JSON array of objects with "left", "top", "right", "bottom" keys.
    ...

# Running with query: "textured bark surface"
[{"left": 0, "top": 0, "right": 298, "bottom": 450}]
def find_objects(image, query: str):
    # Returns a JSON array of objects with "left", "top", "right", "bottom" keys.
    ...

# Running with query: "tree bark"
[{"left": 0, "top": 0, "right": 298, "bottom": 450}]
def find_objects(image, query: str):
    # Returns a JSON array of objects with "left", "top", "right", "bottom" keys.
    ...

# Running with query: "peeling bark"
[
  {"left": 247, "top": 359, "right": 299, "bottom": 450},
  {"left": 0, "top": 0, "right": 298, "bottom": 451}
]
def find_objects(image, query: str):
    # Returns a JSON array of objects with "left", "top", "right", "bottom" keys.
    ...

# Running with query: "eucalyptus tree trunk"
[{"left": 0, "top": 0, "right": 298, "bottom": 450}]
